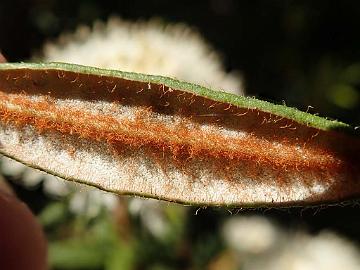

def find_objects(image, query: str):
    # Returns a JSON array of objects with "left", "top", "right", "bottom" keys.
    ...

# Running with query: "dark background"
[{"left": 0, "top": 0, "right": 359, "bottom": 267}]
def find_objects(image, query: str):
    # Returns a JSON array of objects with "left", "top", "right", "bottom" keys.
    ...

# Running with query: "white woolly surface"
[{"left": 0, "top": 121, "right": 332, "bottom": 205}]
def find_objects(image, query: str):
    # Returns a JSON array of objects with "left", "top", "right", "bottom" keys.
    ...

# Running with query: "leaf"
[{"left": 0, "top": 62, "right": 359, "bottom": 206}]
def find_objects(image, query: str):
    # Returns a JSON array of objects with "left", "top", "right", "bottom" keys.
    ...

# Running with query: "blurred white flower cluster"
[
  {"left": 40, "top": 17, "right": 244, "bottom": 95},
  {"left": 2, "top": 17, "right": 243, "bottom": 219},
  {"left": 222, "top": 216, "right": 360, "bottom": 270}
]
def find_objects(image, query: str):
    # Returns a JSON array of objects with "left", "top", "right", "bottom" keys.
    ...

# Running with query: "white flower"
[
  {"left": 2, "top": 17, "right": 244, "bottom": 216},
  {"left": 222, "top": 216, "right": 360, "bottom": 270},
  {"left": 222, "top": 215, "right": 280, "bottom": 255},
  {"left": 128, "top": 198, "right": 170, "bottom": 239},
  {"left": 40, "top": 17, "right": 244, "bottom": 95},
  {"left": 68, "top": 186, "right": 118, "bottom": 218}
]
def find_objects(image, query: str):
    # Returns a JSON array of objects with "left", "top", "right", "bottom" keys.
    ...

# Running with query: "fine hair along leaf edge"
[{"left": 0, "top": 62, "right": 355, "bottom": 134}]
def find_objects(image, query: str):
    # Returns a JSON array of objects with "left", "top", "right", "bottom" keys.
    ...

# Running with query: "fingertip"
[
  {"left": 0, "top": 191, "right": 48, "bottom": 270},
  {"left": 0, "top": 52, "right": 7, "bottom": 63}
]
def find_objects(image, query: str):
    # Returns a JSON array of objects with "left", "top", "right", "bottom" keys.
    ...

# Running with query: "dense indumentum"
[{"left": 0, "top": 67, "right": 358, "bottom": 205}]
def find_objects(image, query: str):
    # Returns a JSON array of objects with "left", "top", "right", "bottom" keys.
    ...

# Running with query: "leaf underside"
[{"left": 0, "top": 62, "right": 359, "bottom": 206}]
